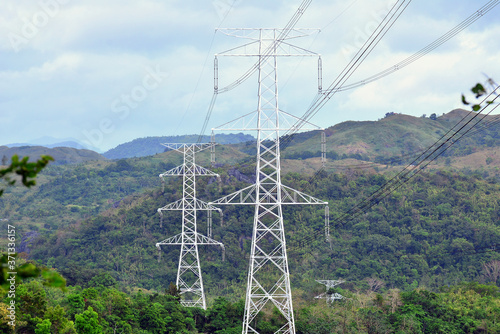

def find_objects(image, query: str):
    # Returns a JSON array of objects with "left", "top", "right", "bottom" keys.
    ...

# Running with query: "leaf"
[
  {"left": 461, "top": 94, "right": 470, "bottom": 105},
  {"left": 17, "top": 262, "right": 41, "bottom": 278},
  {"left": 472, "top": 104, "right": 481, "bottom": 112},
  {"left": 471, "top": 83, "right": 486, "bottom": 98},
  {"left": 41, "top": 269, "right": 67, "bottom": 289}
]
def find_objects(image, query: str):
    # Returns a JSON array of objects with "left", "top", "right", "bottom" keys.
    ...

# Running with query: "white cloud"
[{"left": 1, "top": 0, "right": 500, "bottom": 150}]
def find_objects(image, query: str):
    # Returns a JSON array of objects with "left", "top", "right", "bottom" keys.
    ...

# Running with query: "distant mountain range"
[
  {"left": 102, "top": 133, "right": 255, "bottom": 159},
  {"left": 5, "top": 136, "right": 100, "bottom": 152},
  {"left": 0, "top": 146, "right": 106, "bottom": 165},
  {"left": 1, "top": 133, "right": 256, "bottom": 165},
  {"left": 2, "top": 109, "right": 499, "bottom": 169}
]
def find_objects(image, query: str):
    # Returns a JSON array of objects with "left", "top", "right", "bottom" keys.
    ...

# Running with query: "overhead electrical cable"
[
  {"left": 177, "top": 0, "right": 238, "bottom": 136},
  {"left": 288, "top": 0, "right": 413, "bottom": 134},
  {"left": 331, "top": 0, "right": 500, "bottom": 93},
  {"left": 281, "top": 0, "right": 361, "bottom": 93},
  {"left": 334, "top": 96, "right": 500, "bottom": 225},
  {"left": 289, "top": 88, "right": 500, "bottom": 251},
  {"left": 279, "top": 0, "right": 499, "bottom": 153},
  {"left": 279, "top": 0, "right": 412, "bottom": 153},
  {"left": 307, "top": 81, "right": 499, "bottom": 173},
  {"left": 197, "top": 0, "right": 313, "bottom": 142},
  {"left": 281, "top": 0, "right": 500, "bottom": 196}
]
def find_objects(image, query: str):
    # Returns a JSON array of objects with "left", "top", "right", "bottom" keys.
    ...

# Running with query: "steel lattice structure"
[
  {"left": 315, "top": 279, "right": 346, "bottom": 304},
  {"left": 210, "top": 29, "right": 328, "bottom": 334},
  {"left": 156, "top": 143, "right": 224, "bottom": 309}
]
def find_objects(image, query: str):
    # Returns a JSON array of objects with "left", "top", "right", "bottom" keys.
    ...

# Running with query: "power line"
[
  {"left": 332, "top": 0, "right": 500, "bottom": 94},
  {"left": 289, "top": 89, "right": 500, "bottom": 251},
  {"left": 290, "top": 0, "right": 413, "bottom": 133},
  {"left": 176, "top": 1, "right": 237, "bottom": 135},
  {"left": 279, "top": 0, "right": 500, "bottom": 155},
  {"left": 197, "top": 0, "right": 313, "bottom": 142},
  {"left": 279, "top": 0, "right": 413, "bottom": 154}
]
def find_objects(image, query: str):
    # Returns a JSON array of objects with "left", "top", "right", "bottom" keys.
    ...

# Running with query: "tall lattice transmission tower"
[
  {"left": 156, "top": 143, "right": 225, "bottom": 310},
  {"left": 210, "top": 29, "right": 329, "bottom": 334}
]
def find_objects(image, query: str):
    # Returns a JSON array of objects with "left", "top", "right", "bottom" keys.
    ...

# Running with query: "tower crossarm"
[
  {"left": 212, "top": 110, "right": 323, "bottom": 133},
  {"left": 316, "top": 279, "right": 345, "bottom": 289},
  {"left": 191, "top": 164, "right": 220, "bottom": 177},
  {"left": 209, "top": 183, "right": 327, "bottom": 206},
  {"left": 315, "top": 279, "right": 347, "bottom": 303},
  {"left": 315, "top": 292, "right": 345, "bottom": 301},
  {"left": 156, "top": 233, "right": 183, "bottom": 248},
  {"left": 280, "top": 185, "right": 327, "bottom": 205},
  {"left": 217, "top": 28, "right": 319, "bottom": 41},
  {"left": 314, "top": 292, "right": 327, "bottom": 299},
  {"left": 159, "top": 165, "right": 185, "bottom": 177},
  {"left": 156, "top": 232, "right": 225, "bottom": 248},
  {"left": 162, "top": 142, "right": 214, "bottom": 153},
  {"left": 158, "top": 199, "right": 222, "bottom": 212},
  {"left": 160, "top": 164, "right": 219, "bottom": 178},
  {"left": 210, "top": 184, "right": 258, "bottom": 205}
]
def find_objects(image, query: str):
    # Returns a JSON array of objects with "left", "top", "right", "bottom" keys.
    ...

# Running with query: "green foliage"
[
  {"left": 8, "top": 165, "right": 497, "bottom": 297},
  {"left": 35, "top": 318, "right": 52, "bottom": 334},
  {"left": 0, "top": 254, "right": 66, "bottom": 297},
  {"left": 0, "top": 154, "right": 53, "bottom": 196},
  {"left": 75, "top": 306, "right": 103, "bottom": 334},
  {"left": 67, "top": 293, "right": 85, "bottom": 319},
  {"left": 2, "top": 121, "right": 500, "bottom": 332},
  {"left": 204, "top": 297, "right": 244, "bottom": 333},
  {"left": 165, "top": 282, "right": 181, "bottom": 301},
  {"left": 2, "top": 276, "right": 500, "bottom": 334},
  {"left": 43, "top": 305, "right": 75, "bottom": 334},
  {"left": 462, "top": 81, "right": 498, "bottom": 111},
  {"left": 88, "top": 273, "right": 117, "bottom": 289}
]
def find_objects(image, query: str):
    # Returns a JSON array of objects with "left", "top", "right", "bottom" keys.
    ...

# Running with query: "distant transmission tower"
[
  {"left": 156, "top": 143, "right": 224, "bottom": 310},
  {"left": 315, "top": 279, "right": 345, "bottom": 304},
  {"left": 210, "top": 28, "right": 328, "bottom": 334}
]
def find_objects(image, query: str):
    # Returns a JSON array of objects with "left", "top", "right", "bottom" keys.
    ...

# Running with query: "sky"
[{"left": 1, "top": 0, "right": 499, "bottom": 152}]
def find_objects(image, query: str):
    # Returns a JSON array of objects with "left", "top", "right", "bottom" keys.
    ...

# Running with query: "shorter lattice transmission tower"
[
  {"left": 315, "top": 279, "right": 345, "bottom": 304},
  {"left": 156, "top": 143, "right": 225, "bottom": 309}
]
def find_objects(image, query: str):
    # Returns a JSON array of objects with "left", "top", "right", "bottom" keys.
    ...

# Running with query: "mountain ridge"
[{"left": 102, "top": 133, "right": 255, "bottom": 159}]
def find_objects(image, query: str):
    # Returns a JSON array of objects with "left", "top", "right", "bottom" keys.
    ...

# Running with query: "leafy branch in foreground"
[
  {"left": 0, "top": 254, "right": 66, "bottom": 294},
  {"left": 0, "top": 154, "right": 53, "bottom": 196},
  {"left": 462, "top": 77, "right": 499, "bottom": 111}
]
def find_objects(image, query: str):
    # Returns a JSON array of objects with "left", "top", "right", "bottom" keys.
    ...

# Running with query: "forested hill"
[
  {"left": 103, "top": 133, "right": 255, "bottom": 159},
  {"left": 281, "top": 109, "right": 500, "bottom": 173},
  {"left": 1, "top": 108, "right": 500, "bottom": 332},
  {"left": 1, "top": 143, "right": 499, "bottom": 294}
]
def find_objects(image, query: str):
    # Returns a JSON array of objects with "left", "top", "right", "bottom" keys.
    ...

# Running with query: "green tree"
[
  {"left": 67, "top": 293, "right": 85, "bottom": 320},
  {"left": 35, "top": 319, "right": 52, "bottom": 334},
  {"left": 204, "top": 298, "right": 244, "bottom": 334},
  {"left": 88, "top": 272, "right": 117, "bottom": 289},
  {"left": 75, "top": 306, "right": 103, "bottom": 334},
  {"left": 44, "top": 305, "right": 75, "bottom": 334},
  {"left": 165, "top": 282, "right": 181, "bottom": 301}
]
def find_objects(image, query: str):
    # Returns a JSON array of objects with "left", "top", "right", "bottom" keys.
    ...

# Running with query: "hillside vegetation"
[{"left": 1, "top": 109, "right": 500, "bottom": 333}]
